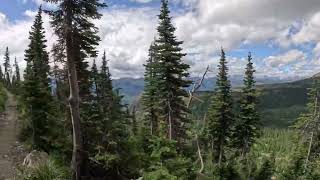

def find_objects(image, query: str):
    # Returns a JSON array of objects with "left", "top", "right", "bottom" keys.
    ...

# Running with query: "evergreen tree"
[
  {"left": 295, "top": 80, "right": 320, "bottom": 167},
  {"left": 142, "top": 41, "right": 160, "bottom": 136},
  {"left": 232, "top": 52, "right": 259, "bottom": 156},
  {"left": 153, "top": 0, "right": 191, "bottom": 142},
  {"left": 14, "top": 57, "right": 21, "bottom": 84},
  {"left": 207, "top": 49, "right": 234, "bottom": 166},
  {"left": 3, "top": 47, "right": 11, "bottom": 87},
  {"left": 45, "top": 0, "right": 106, "bottom": 177},
  {"left": 12, "top": 57, "right": 21, "bottom": 91},
  {"left": 0, "top": 65, "right": 4, "bottom": 83},
  {"left": 21, "top": 7, "right": 55, "bottom": 151},
  {"left": 99, "top": 51, "right": 113, "bottom": 110},
  {"left": 84, "top": 52, "right": 131, "bottom": 178},
  {"left": 90, "top": 59, "right": 99, "bottom": 96}
]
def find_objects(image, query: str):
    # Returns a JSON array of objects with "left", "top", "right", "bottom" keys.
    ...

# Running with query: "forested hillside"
[
  {"left": 190, "top": 76, "right": 316, "bottom": 128},
  {"left": 0, "top": 0, "right": 320, "bottom": 180}
]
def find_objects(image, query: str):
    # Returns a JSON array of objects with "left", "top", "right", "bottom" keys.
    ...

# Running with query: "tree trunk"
[
  {"left": 305, "top": 131, "right": 314, "bottom": 172},
  {"left": 218, "top": 141, "right": 223, "bottom": 167},
  {"left": 65, "top": 0, "right": 86, "bottom": 179}
]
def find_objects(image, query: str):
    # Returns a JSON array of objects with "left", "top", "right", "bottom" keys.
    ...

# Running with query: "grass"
[
  {"left": 17, "top": 156, "right": 70, "bottom": 180},
  {"left": 0, "top": 83, "right": 8, "bottom": 112}
]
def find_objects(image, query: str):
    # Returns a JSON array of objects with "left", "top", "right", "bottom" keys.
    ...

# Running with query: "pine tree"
[
  {"left": 3, "top": 47, "right": 11, "bottom": 88},
  {"left": 295, "top": 79, "right": 320, "bottom": 167},
  {"left": 99, "top": 50, "right": 113, "bottom": 112},
  {"left": 14, "top": 57, "right": 21, "bottom": 84},
  {"left": 207, "top": 49, "right": 234, "bottom": 166},
  {"left": 142, "top": 41, "right": 160, "bottom": 136},
  {"left": 45, "top": 0, "right": 107, "bottom": 178},
  {"left": 0, "top": 65, "right": 4, "bottom": 83},
  {"left": 90, "top": 59, "right": 99, "bottom": 96},
  {"left": 232, "top": 52, "right": 259, "bottom": 156},
  {"left": 153, "top": 0, "right": 191, "bottom": 142},
  {"left": 21, "top": 7, "right": 54, "bottom": 151},
  {"left": 12, "top": 57, "right": 21, "bottom": 91}
]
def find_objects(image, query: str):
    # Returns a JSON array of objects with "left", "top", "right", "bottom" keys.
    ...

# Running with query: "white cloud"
[
  {"left": 265, "top": 50, "right": 306, "bottom": 68},
  {"left": 292, "top": 12, "right": 320, "bottom": 44},
  {"left": 2, "top": 0, "right": 320, "bottom": 79},
  {"left": 0, "top": 10, "right": 54, "bottom": 75},
  {"left": 95, "top": 7, "right": 157, "bottom": 78},
  {"left": 129, "top": 0, "right": 153, "bottom": 3}
]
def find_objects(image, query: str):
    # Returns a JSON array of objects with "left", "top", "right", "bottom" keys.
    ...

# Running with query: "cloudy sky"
[{"left": 1, "top": 0, "right": 320, "bottom": 80}]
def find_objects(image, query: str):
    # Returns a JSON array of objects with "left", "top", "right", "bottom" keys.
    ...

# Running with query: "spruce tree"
[
  {"left": 90, "top": 59, "right": 99, "bottom": 96},
  {"left": 232, "top": 52, "right": 259, "bottom": 156},
  {"left": 45, "top": 0, "right": 106, "bottom": 177},
  {"left": 154, "top": 0, "right": 191, "bottom": 142},
  {"left": 142, "top": 41, "right": 160, "bottom": 136},
  {"left": 0, "top": 66, "right": 3, "bottom": 83},
  {"left": 14, "top": 57, "right": 21, "bottom": 84},
  {"left": 99, "top": 51, "right": 114, "bottom": 114},
  {"left": 21, "top": 7, "right": 54, "bottom": 151},
  {"left": 3, "top": 47, "right": 11, "bottom": 88},
  {"left": 207, "top": 49, "right": 234, "bottom": 166},
  {"left": 12, "top": 57, "right": 21, "bottom": 91}
]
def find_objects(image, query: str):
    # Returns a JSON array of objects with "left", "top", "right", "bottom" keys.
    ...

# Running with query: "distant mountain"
[{"left": 113, "top": 76, "right": 294, "bottom": 104}]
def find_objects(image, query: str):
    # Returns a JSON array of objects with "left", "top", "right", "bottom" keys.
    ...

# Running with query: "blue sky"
[{"left": 0, "top": 0, "right": 320, "bottom": 79}]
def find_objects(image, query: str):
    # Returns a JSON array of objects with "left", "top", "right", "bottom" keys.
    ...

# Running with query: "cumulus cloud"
[
  {"left": 0, "top": 10, "right": 54, "bottom": 74},
  {"left": 265, "top": 50, "right": 306, "bottom": 68},
  {"left": 2, "top": 0, "right": 320, "bottom": 79}
]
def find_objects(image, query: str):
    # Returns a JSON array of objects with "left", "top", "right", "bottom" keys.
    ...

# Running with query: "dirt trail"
[{"left": 0, "top": 91, "right": 18, "bottom": 179}]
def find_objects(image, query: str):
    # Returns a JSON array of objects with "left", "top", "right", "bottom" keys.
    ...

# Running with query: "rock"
[
  {"left": 3, "top": 155, "right": 8, "bottom": 158},
  {"left": 22, "top": 150, "right": 49, "bottom": 167}
]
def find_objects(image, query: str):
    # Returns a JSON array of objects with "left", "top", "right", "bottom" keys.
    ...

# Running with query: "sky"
[{"left": 0, "top": 0, "right": 320, "bottom": 80}]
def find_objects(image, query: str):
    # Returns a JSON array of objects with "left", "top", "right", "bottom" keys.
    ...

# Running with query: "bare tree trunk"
[
  {"left": 196, "top": 134, "right": 204, "bottom": 173},
  {"left": 305, "top": 131, "right": 314, "bottom": 171},
  {"left": 187, "top": 65, "right": 209, "bottom": 108},
  {"left": 65, "top": 0, "right": 85, "bottom": 179}
]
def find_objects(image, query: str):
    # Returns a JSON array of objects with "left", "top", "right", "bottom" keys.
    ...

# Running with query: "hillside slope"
[{"left": 191, "top": 76, "right": 316, "bottom": 128}]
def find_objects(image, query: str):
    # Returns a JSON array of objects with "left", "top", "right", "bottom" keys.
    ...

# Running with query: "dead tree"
[{"left": 187, "top": 66, "right": 210, "bottom": 174}]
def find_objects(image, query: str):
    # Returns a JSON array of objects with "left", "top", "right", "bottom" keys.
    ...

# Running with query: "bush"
[
  {"left": 0, "top": 83, "right": 8, "bottom": 112},
  {"left": 17, "top": 157, "right": 70, "bottom": 180}
]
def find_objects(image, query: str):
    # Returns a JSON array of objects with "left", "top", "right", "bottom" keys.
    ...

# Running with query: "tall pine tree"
[
  {"left": 153, "top": 0, "right": 191, "bottom": 142},
  {"left": 232, "top": 52, "right": 259, "bottom": 156},
  {"left": 14, "top": 57, "right": 21, "bottom": 84},
  {"left": 142, "top": 41, "right": 160, "bottom": 136},
  {"left": 207, "top": 49, "right": 234, "bottom": 166},
  {"left": 12, "top": 57, "right": 21, "bottom": 91},
  {"left": 3, "top": 47, "right": 11, "bottom": 88},
  {"left": 45, "top": 0, "right": 107, "bottom": 178},
  {"left": 99, "top": 50, "right": 114, "bottom": 114},
  {"left": 21, "top": 7, "right": 54, "bottom": 151}
]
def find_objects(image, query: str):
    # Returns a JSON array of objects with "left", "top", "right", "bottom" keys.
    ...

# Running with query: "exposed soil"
[{"left": 0, "top": 91, "right": 27, "bottom": 180}]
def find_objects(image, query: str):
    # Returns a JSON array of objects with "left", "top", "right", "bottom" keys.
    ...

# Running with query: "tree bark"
[{"left": 65, "top": 0, "right": 86, "bottom": 179}]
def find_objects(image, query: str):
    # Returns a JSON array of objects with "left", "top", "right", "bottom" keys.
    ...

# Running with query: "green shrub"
[
  {"left": 17, "top": 157, "right": 70, "bottom": 180},
  {"left": 0, "top": 83, "right": 8, "bottom": 112}
]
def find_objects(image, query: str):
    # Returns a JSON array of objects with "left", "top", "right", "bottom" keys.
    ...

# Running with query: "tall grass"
[
  {"left": 17, "top": 156, "right": 70, "bottom": 180},
  {"left": 0, "top": 83, "right": 8, "bottom": 112}
]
